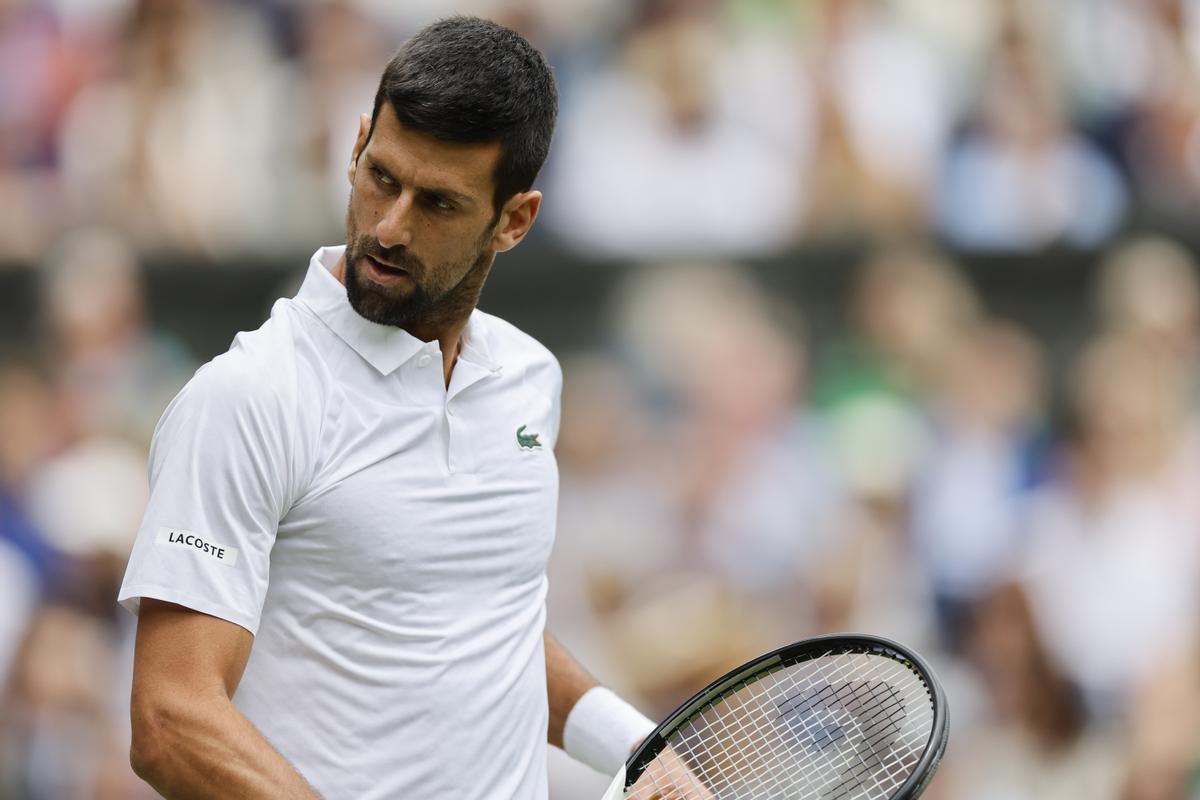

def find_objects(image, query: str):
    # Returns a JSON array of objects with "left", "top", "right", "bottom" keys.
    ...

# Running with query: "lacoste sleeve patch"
[{"left": 155, "top": 527, "right": 240, "bottom": 566}]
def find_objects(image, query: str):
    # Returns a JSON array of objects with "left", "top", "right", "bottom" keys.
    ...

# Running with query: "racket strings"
[
  {"left": 735, "top": 655, "right": 923, "bottom": 797},
  {"left": 633, "top": 650, "right": 935, "bottom": 799},
  {"left": 671, "top": 655, "right": 912, "bottom": 796},
  {"left": 647, "top": 666, "right": 914, "bottom": 798}
]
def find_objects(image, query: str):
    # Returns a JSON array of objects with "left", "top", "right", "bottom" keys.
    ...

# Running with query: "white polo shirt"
[{"left": 119, "top": 245, "right": 562, "bottom": 799}]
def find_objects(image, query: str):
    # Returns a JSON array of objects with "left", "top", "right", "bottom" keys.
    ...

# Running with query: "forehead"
[{"left": 365, "top": 103, "right": 502, "bottom": 203}]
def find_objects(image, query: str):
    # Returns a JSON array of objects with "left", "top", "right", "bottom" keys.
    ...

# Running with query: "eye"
[
  {"left": 371, "top": 167, "right": 396, "bottom": 187},
  {"left": 425, "top": 194, "right": 456, "bottom": 213}
]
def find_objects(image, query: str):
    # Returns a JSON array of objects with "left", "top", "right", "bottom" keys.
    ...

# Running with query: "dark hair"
[{"left": 367, "top": 16, "right": 558, "bottom": 213}]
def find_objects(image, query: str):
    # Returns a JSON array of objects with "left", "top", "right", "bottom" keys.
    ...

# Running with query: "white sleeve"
[{"left": 118, "top": 354, "right": 300, "bottom": 635}]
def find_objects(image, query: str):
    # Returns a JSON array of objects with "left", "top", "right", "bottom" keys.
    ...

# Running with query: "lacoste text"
[{"left": 156, "top": 527, "right": 240, "bottom": 566}]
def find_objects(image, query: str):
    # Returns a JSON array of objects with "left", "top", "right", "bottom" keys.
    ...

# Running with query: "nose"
[{"left": 375, "top": 191, "right": 415, "bottom": 249}]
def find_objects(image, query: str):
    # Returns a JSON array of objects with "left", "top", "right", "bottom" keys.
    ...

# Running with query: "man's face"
[{"left": 344, "top": 103, "right": 503, "bottom": 328}]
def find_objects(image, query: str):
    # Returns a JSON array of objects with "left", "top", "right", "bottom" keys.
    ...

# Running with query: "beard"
[
  {"left": 344, "top": 235, "right": 433, "bottom": 328},
  {"left": 343, "top": 228, "right": 491, "bottom": 329}
]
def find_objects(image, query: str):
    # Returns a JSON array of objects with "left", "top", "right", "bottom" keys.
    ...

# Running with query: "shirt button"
[{"left": 417, "top": 354, "right": 432, "bottom": 368}]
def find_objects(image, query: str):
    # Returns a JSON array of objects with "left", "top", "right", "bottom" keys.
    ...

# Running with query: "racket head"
[{"left": 620, "top": 633, "right": 949, "bottom": 800}]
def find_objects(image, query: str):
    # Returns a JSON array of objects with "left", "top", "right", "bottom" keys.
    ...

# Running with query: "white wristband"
[{"left": 563, "top": 686, "right": 657, "bottom": 776}]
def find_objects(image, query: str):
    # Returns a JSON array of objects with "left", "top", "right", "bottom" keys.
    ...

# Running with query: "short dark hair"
[{"left": 367, "top": 16, "right": 558, "bottom": 213}]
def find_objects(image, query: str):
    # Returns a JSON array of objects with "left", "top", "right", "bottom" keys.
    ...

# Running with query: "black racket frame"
[{"left": 622, "top": 633, "right": 950, "bottom": 799}]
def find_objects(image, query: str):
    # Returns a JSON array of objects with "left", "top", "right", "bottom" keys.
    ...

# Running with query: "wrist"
[{"left": 562, "top": 686, "right": 656, "bottom": 775}]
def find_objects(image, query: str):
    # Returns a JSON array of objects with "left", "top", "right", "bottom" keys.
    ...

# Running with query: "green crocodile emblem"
[{"left": 516, "top": 425, "right": 542, "bottom": 450}]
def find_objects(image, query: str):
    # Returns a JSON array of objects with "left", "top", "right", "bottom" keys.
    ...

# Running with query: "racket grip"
[{"left": 600, "top": 765, "right": 627, "bottom": 800}]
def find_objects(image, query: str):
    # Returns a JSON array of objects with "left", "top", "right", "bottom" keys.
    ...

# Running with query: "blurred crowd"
[
  {"left": 2, "top": 0, "right": 1200, "bottom": 799},
  {"left": 0, "top": 227, "right": 193, "bottom": 799},
  {"left": 0, "top": 0, "right": 1198, "bottom": 260},
  {"left": 547, "top": 236, "right": 1200, "bottom": 800}
]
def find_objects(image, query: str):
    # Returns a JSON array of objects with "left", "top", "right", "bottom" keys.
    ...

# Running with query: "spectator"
[
  {"left": 817, "top": 246, "right": 981, "bottom": 407},
  {"left": 802, "top": 0, "right": 952, "bottom": 238},
  {"left": 40, "top": 227, "right": 195, "bottom": 447},
  {"left": 815, "top": 247, "right": 981, "bottom": 502},
  {"left": 545, "top": 0, "right": 811, "bottom": 258},
  {"left": 1022, "top": 335, "right": 1200, "bottom": 715},
  {"left": 57, "top": 0, "right": 283, "bottom": 254},
  {"left": 911, "top": 319, "right": 1050, "bottom": 650},
  {"left": 945, "top": 583, "right": 1125, "bottom": 799},
  {"left": 613, "top": 262, "right": 844, "bottom": 612},
  {"left": 936, "top": 3, "right": 1128, "bottom": 250}
]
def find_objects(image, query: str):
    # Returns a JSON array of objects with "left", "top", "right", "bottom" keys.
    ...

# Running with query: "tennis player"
[{"left": 118, "top": 17, "right": 668, "bottom": 799}]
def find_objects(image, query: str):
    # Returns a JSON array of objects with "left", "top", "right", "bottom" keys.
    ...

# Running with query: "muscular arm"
[
  {"left": 545, "top": 630, "right": 600, "bottom": 748},
  {"left": 129, "top": 599, "right": 321, "bottom": 799}
]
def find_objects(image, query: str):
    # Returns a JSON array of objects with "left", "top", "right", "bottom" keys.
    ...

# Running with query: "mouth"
[{"left": 363, "top": 254, "right": 412, "bottom": 284}]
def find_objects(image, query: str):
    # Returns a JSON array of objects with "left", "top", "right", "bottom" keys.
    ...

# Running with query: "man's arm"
[
  {"left": 545, "top": 630, "right": 657, "bottom": 767},
  {"left": 546, "top": 632, "right": 716, "bottom": 799},
  {"left": 129, "top": 599, "right": 321, "bottom": 799},
  {"left": 545, "top": 630, "right": 601, "bottom": 748}
]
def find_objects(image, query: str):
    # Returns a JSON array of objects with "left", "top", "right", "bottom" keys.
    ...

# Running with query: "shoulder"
[
  {"left": 148, "top": 302, "right": 325, "bottom": 499},
  {"left": 157, "top": 300, "right": 324, "bottom": 444},
  {"left": 192, "top": 303, "right": 303, "bottom": 407}
]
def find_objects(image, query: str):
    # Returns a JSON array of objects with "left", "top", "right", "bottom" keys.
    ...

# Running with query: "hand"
[{"left": 626, "top": 745, "right": 717, "bottom": 800}]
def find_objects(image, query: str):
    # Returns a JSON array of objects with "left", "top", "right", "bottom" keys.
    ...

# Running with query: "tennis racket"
[{"left": 600, "top": 633, "right": 948, "bottom": 800}]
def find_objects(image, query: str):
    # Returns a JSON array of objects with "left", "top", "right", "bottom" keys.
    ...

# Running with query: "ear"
[
  {"left": 347, "top": 113, "right": 372, "bottom": 185},
  {"left": 489, "top": 190, "right": 542, "bottom": 253}
]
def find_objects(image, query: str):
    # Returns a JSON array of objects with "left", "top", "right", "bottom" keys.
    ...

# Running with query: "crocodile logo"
[{"left": 516, "top": 425, "right": 542, "bottom": 450}]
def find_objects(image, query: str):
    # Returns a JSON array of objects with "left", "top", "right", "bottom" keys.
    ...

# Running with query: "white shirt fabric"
[{"left": 119, "top": 245, "right": 563, "bottom": 799}]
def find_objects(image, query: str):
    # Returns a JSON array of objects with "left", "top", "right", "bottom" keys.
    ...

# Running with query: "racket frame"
[{"left": 620, "top": 632, "right": 949, "bottom": 800}]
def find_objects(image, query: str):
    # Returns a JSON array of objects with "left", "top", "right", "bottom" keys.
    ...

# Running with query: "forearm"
[
  {"left": 131, "top": 690, "right": 320, "bottom": 800},
  {"left": 545, "top": 630, "right": 656, "bottom": 776},
  {"left": 545, "top": 630, "right": 599, "bottom": 748}
]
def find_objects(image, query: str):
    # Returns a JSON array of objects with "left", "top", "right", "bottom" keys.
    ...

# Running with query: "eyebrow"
[{"left": 365, "top": 155, "right": 476, "bottom": 208}]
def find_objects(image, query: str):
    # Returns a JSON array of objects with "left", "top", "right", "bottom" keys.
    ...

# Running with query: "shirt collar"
[
  {"left": 459, "top": 304, "right": 499, "bottom": 373},
  {"left": 295, "top": 245, "right": 498, "bottom": 376}
]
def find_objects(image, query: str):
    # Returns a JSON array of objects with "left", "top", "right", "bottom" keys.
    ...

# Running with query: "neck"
[{"left": 404, "top": 252, "right": 493, "bottom": 387}]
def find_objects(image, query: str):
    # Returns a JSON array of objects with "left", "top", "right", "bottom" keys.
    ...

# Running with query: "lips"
[{"left": 364, "top": 254, "right": 412, "bottom": 283}]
